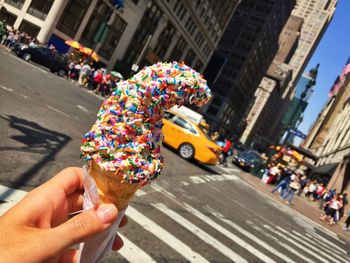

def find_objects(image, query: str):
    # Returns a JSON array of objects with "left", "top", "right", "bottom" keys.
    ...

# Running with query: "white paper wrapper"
[{"left": 78, "top": 165, "right": 126, "bottom": 263}]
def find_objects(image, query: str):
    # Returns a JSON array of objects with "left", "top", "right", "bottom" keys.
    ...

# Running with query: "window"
[
  {"left": 0, "top": 8, "right": 17, "bottom": 26},
  {"left": 5, "top": 0, "right": 24, "bottom": 9},
  {"left": 19, "top": 20, "right": 40, "bottom": 37},
  {"left": 184, "top": 49, "right": 195, "bottom": 66},
  {"left": 169, "top": 36, "right": 187, "bottom": 61},
  {"left": 80, "top": 1, "right": 111, "bottom": 49},
  {"left": 56, "top": 0, "right": 91, "bottom": 37},
  {"left": 27, "top": 0, "right": 54, "bottom": 20},
  {"left": 154, "top": 22, "right": 175, "bottom": 59},
  {"left": 173, "top": 117, "right": 197, "bottom": 134},
  {"left": 99, "top": 13, "right": 127, "bottom": 59},
  {"left": 123, "top": 1, "right": 162, "bottom": 66}
]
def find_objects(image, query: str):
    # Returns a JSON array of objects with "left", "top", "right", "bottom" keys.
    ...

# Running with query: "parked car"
[
  {"left": 162, "top": 109, "right": 222, "bottom": 164},
  {"left": 13, "top": 45, "right": 68, "bottom": 77},
  {"left": 232, "top": 150, "right": 263, "bottom": 172}
]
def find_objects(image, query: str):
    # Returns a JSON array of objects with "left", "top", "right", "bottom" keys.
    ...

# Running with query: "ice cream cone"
[{"left": 88, "top": 160, "right": 142, "bottom": 210}]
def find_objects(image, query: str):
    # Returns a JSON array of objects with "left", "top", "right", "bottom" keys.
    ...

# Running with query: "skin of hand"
[{"left": 0, "top": 167, "right": 127, "bottom": 263}]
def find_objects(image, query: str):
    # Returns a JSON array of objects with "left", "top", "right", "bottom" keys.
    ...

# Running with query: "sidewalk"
[{"left": 222, "top": 162, "right": 350, "bottom": 242}]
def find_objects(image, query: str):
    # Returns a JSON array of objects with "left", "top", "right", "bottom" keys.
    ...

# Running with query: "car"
[
  {"left": 162, "top": 108, "right": 222, "bottom": 164},
  {"left": 232, "top": 150, "right": 264, "bottom": 172},
  {"left": 13, "top": 45, "right": 68, "bottom": 77}
]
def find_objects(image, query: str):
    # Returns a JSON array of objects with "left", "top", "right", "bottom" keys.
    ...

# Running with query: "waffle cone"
[{"left": 88, "top": 161, "right": 142, "bottom": 210}]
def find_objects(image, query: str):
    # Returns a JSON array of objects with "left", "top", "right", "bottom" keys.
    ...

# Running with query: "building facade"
[
  {"left": 201, "top": 0, "right": 295, "bottom": 137},
  {"left": 0, "top": 0, "right": 239, "bottom": 75},
  {"left": 268, "top": 0, "right": 337, "bottom": 143},
  {"left": 240, "top": 15, "right": 302, "bottom": 146}
]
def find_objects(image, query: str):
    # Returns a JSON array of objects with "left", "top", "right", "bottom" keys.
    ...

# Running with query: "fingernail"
[{"left": 96, "top": 204, "right": 117, "bottom": 224}]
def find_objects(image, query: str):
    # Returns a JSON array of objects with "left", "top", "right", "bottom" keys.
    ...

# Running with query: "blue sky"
[{"left": 297, "top": 0, "right": 350, "bottom": 136}]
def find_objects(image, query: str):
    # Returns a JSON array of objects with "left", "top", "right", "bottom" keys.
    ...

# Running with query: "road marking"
[
  {"left": 153, "top": 203, "right": 248, "bottom": 263},
  {"left": 249, "top": 224, "right": 316, "bottom": 263},
  {"left": 205, "top": 210, "right": 296, "bottom": 263},
  {"left": 77, "top": 104, "right": 90, "bottom": 114},
  {"left": 305, "top": 231, "right": 347, "bottom": 255},
  {"left": 118, "top": 233, "right": 156, "bottom": 262},
  {"left": 0, "top": 185, "right": 27, "bottom": 215},
  {"left": 135, "top": 190, "right": 147, "bottom": 196},
  {"left": 46, "top": 105, "right": 70, "bottom": 117},
  {"left": 180, "top": 202, "right": 281, "bottom": 262},
  {"left": 276, "top": 226, "right": 341, "bottom": 263},
  {"left": 151, "top": 183, "right": 176, "bottom": 198},
  {"left": 181, "top": 181, "right": 190, "bottom": 186},
  {"left": 127, "top": 206, "right": 208, "bottom": 263},
  {"left": 0, "top": 85, "right": 13, "bottom": 92},
  {"left": 18, "top": 93, "right": 29, "bottom": 99},
  {"left": 264, "top": 225, "right": 330, "bottom": 263},
  {"left": 189, "top": 176, "right": 206, "bottom": 184},
  {"left": 292, "top": 230, "right": 349, "bottom": 262}
]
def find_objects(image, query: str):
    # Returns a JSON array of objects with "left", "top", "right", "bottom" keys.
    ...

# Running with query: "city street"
[{"left": 1, "top": 49, "right": 350, "bottom": 262}]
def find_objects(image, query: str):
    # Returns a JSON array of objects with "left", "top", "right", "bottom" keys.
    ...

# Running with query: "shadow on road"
[{"left": 0, "top": 115, "right": 71, "bottom": 198}]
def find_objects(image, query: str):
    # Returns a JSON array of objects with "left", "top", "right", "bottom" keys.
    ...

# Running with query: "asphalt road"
[{"left": 1, "top": 49, "right": 349, "bottom": 262}]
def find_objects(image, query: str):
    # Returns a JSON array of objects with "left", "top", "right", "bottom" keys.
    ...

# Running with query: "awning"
[
  {"left": 287, "top": 144, "right": 319, "bottom": 161},
  {"left": 310, "top": 163, "right": 338, "bottom": 176}
]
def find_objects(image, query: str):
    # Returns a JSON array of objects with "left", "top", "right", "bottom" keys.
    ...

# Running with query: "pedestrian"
[
  {"left": 266, "top": 163, "right": 280, "bottom": 184},
  {"left": 271, "top": 169, "right": 293, "bottom": 198},
  {"left": 320, "top": 194, "right": 340, "bottom": 226},
  {"left": 297, "top": 175, "right": 308, "bottom": 196},
  {"left": 93, "top": 69, "right": 103, "bottom": 92},
  {"left": 306, "top": 180, "right": 317, "bottom": 201},
  {"left": 220, "top": 137, "right": 232, "bottom": 167},
  {"left": 282, "top": 173, "right": 301, "bottom": 205},
  {"left": 0, "top": 167, "right": 126, "bottom": 262},
  {"left": 343, "top": 210, "right": 350, "bottom": 231}
]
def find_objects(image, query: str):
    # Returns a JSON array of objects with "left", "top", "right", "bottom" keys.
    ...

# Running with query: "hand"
[{"left": 0, "top": 167, "right": 127, "bottom": 263}]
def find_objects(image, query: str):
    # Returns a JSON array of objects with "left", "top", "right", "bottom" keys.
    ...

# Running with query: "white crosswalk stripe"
[
  {"left": 1, "top": 178, "right": 349, "bottom": 263},
  {"left": 117, "top": 233, "right": 157, "bottom": 263},
  {"left": 263, "top": 224, "right": 330, "bottom": 263},
  {"left": 152, "top": 203, "right": 249, "bottom": 263},
  {"left": 292, "top": 230, "right": 348, "bottom": 263},
  {"left": 126, "top": 206, "right": 208, "bottom": 263}
]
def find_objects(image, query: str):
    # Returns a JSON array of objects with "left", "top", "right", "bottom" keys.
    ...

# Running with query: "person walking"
[
  {"left": 271, "top": 169, "right": 293, "bottom": 198},
  {"left": 220, "top": 137, "right": 232, "bottom": 167},
  {"left": 282, "top": 173, "right": 301, "bottom": 205}
]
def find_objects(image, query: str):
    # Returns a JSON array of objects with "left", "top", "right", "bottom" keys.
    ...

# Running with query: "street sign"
[{"left": 287, "top": 128, "right": 307, "bottom": 139}]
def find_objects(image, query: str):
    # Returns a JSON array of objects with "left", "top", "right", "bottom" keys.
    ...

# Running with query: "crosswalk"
[{"left": 1, "top": 173, "right": 349, "bottom": 263}]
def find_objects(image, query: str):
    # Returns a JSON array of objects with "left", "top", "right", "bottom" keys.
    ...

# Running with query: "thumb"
[{"left": 48, "top": 204, "right": 118, "bottom": 252}]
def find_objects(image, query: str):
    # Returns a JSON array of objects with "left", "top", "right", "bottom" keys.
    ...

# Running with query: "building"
[
  {"left": 0, "top": 0, "right": 239, "bottom": 75},
  {"left": 280, "top": 65, "right": 318, "bottom": 144},
  {"left": 303, "top": 59, "right": 350, "bottom": 193},
  {"left": 201, "top": 0, "right": 295, "bottom": 137},
  {"left": 268, "top": 0, "right": 337, "bottom": 142},
  {"left": 240, "top": 15, "right": 302, "bottom": 146}
]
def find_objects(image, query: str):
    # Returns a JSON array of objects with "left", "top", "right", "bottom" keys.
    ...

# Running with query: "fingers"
[
  {"left": 112, "top": 234, "right": 124, "bottom": 251},
  {"left": 67, "top": 191, "right": 84, "bottom": 213},
  {"left": 119, "top": 215, "right": 128, "bottom": 228},
  {"left": 47, "top": 204, "right": 118, "bottom": 253},
  {"left": 46, "top": 167, "right": 84, "bottom": 196}
]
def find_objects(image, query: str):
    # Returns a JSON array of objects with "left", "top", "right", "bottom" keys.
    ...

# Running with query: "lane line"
[
  {"left": 118, "top": 233, "right": 156, "bottom": 263},
  {"left": 305, "top": 229, "right": 347, "bottom": 252},
  {"left": 264, "top": 225, "right": 329, "bottom": 263},
  {"left": 46, "top": 105, "right": 70, "bottom": 117},
  {"left": 152, "top": 203, "right": 248, "bottom": 263},
  {"left": 249, "top": 224, "right": 316, "bottom": 263},
  {"left": 127, "top": 206, "right": 209, "bottom": 263},
  {"left": 77, "top": 104, "right": 91, "bottom": 114},
  {"left": 0, "top": 85, "right": 13, "bottom": 92}
]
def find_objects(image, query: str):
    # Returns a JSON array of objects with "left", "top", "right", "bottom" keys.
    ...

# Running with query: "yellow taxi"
[{"left": 162, "top": 108, "right": 222, "bottom": 164}]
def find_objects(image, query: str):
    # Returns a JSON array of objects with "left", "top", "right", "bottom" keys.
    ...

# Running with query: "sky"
[{"left": 297, "top": 0, "right": 350, "bottom": 137}]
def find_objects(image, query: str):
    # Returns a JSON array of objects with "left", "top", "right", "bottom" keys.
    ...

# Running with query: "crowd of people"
[
  {"left": 267, "top": 163, "right": 350, "bottom": 231},
  {"left": 67, "top": 59, "right": 123, "bottom": 98},
  {"left": 0, "top": 23, "right": 124, "bottom": 98}
]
